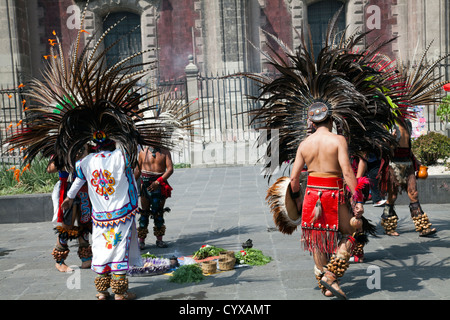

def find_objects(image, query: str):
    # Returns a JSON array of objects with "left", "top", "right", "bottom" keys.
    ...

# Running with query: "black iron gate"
[{"left": 0, "top": 86, "right": 26, "bottom": 166}]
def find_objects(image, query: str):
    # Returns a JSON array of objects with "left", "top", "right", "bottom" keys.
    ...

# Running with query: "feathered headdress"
[
  {"left": 4, "top": 1, "right": 196, "bottom": 171},
  {"left": 392, "top": 40, "right": 450, "bottom": 124},
  {"left": 240, "top": 7, "right": 399, "bottom": 178}
]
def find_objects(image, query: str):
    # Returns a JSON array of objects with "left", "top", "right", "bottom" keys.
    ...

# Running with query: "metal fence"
[
  {"left": 154, "top": 72, "right": 264, "bottom": 167},
  {"left": 0, "top": 87, "right": 26, "bottom": 166},
  {"left": 2, "top": 63, "right": 448, "bottom": 168},
  {"left": 196, "top": 72, "right": 261, "bottom": 143},
  {"left": 153, "top": 77, "right": 191, "bottom": 165}
]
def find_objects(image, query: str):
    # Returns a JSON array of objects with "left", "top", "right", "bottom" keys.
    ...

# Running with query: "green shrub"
[
  {"left": 0, "top": 157, "right": 58, "bottom": 196},
  {"left": 437, "top": 95, "right": 450, "bottom": 122},
  {"left": 412, "top": 131, "right": 450, "bottom": 166}
]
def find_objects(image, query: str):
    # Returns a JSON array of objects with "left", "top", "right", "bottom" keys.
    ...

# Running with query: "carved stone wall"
[{"left": 0, "top": 0, "right": 448, "bottom": 84}]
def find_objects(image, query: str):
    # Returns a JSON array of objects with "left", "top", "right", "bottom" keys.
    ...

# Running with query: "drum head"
[
  {"left": 285, "top": 182, "right": 302, "bottom": 222},
  {"left": 266, "top": 177, "right": 303, "bottom": 235}
]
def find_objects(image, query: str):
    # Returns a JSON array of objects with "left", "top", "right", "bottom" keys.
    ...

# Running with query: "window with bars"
[
  {"left": 103, "top": 12, "right": 143, "bottom": 71},
  {"left": 307, "top": 0, "right": 346, "bottom": 60}
]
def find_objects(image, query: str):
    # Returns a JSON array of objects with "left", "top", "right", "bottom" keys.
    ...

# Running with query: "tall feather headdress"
[
  {"left": 4, "top": 1, "right": 196, "bottom": 171},
  {"left": 241, "top": 7, "right": 399, "bottom": 178},
  {"left": 392, "top": 40, "right": 450, "bottom": 125}
]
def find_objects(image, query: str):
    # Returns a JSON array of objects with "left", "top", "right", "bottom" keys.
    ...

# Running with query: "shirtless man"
[
  {"left": 290, "top": 103, "right": 364, "bottom": 300},
  {"left": 135, "top": 146, "right": 174, "bottom": 249},
  {"left": 381, "top": 120, "right": 436, "bottom": 237}
]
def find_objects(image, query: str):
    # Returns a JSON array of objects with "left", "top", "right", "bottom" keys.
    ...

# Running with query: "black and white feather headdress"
[
  {"left": 4, "top": 1, "right": 196, "bottom": 171},
  {"left": 241, "top": 8, "right": 401, "bottom": 178}
]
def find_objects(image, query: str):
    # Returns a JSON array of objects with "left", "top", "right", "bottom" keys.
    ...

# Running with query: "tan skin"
[
  {"left": 134, "top": 147, "right": 174, "bottom": 218},
  {"left": 290, "top": 119, "right": 364, "bottom": 297},
  {"left": 356, "top": 155, "right": 367, "bottom": 179}
]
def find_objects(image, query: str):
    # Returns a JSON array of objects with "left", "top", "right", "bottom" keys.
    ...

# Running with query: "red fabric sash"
[
  {"left": 157, "top": 177, "right": 173, "bottom": 198},
  {"left": 301, "top": 176, "right": 343, "bottom": 254},
  {"left": 57, "top": 176, "right": 68, "bottom": 223}
]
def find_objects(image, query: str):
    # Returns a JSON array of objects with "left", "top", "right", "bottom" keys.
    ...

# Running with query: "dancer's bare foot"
[
  {"left": 115, "top": 291, "right": 137, "bottom": 300},
  {"left": 323, "top": 289, "right": 334, "bottom": 297},
  {"left": 386, "top": 230, "right": 399, "bottom": 236},
  {"left": 81, "top": 260, "right": 91, "bottom": 269},
  {"left": 55, "top": 262, "right": 73, "bottom": 273},
  {"left": 96, "top": 291, "right": 110, "bottom": 300}
]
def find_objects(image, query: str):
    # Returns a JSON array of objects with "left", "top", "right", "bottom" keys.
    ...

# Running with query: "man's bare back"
[
  {"left": 395, "top": 122, "right": 410, "bottom": 148},
  {"left": 291, "top": 123, "right": 358, "bottom": 195},
  {"left": 301, "top": 130, "right": 345, "bottom": 176}
]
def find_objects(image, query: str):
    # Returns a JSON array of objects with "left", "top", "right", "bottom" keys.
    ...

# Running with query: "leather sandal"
[
  {"left": 320, "top": 271, "right": 347, "bottom": 300},
  {"left": 419, "top": 228, "right": 437, "bottom": 237}
]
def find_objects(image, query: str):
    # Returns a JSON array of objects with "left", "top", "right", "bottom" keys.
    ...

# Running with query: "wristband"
[{"left": 157, "top": 177, "right": 164, "bottom": 184}]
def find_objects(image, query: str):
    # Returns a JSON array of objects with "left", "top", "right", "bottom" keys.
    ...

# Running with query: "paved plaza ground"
[{"left": 0, "top": 165, "right": 449, "bottom": 305}]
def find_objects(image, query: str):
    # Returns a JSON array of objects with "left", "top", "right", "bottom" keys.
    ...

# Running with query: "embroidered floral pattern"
[{"left": 91, "top": 169, "right": 116, "bottom": 200}]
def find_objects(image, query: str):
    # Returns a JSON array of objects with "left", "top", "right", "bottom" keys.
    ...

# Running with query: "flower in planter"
[{"left": 13, "top": 169, "right": 21, "bottom": 182}]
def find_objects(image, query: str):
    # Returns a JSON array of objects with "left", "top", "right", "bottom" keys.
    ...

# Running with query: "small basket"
[
  {"left": 219, "top": 251, "right": 235, "bottom": 259},
  {"left": 218, "top": 257, "right": 236, "bottom": 271},
  {"left": 201, "top": 260, "right": 217, "bottom": 274}
]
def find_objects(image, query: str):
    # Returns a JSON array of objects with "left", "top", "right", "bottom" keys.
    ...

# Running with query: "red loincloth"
[{"left": 301, "top": 176, "right": 344, "bottom": 254}]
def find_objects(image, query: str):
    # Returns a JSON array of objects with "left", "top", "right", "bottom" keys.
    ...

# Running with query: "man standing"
[
  {"left": 62, "top": 137, "right": 142, "bottom": 300},
  {"left": 380, "top": 120, "right": 437, "bottom": 237},
  {"left": 135, "top": 146, "right": 174, "bottom": 249},
  {"left": 290, "top": 103, "right": 365, "bottom": 300}
]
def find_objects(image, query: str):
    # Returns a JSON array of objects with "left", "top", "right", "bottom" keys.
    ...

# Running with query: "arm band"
[{"left": 157, "top": 177, "right": 165, "bottom": 184}]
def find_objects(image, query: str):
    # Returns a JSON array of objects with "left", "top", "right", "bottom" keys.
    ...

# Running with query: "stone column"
[
  {"left": 185, "top": 54, "right": 199, "bottom": 110},
  {"left": 0, "top": 0, "right": 31, "bottom": 88},
  {"left": 185, "top": 54, "right": 201, "bottom": 165}
]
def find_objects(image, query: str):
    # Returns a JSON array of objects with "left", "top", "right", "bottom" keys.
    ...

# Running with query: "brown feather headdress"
[
  {"left": 4, "top": 0, "right": 196, "bottom": 171},
  {"left": 241, "top": 8, "right": 401, "bottom": 179}
]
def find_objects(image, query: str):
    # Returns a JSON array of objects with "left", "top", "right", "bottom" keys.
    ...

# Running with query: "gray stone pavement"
[{"left": 0, "top": 165, "right": 450, "bottom": 301}]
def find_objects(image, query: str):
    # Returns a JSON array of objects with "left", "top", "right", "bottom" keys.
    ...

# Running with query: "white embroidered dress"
[{"left": 67, "top": 149, "right": 142, "bottom": 274}]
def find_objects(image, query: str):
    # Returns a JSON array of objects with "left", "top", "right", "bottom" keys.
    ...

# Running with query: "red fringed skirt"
[{"left": 301, "top": 176, "right": 344, "bottom": 254}]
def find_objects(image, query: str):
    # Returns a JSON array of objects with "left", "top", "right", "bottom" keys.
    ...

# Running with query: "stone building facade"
[
  {"left": 0, "top": 0, "right": 449, "bottom": 166},
  {"left": 1, "top": 0, "right": 449, "bottom": 143},
  {"left": 1, "top": 0, "right": 449, "bottom": 85}
]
